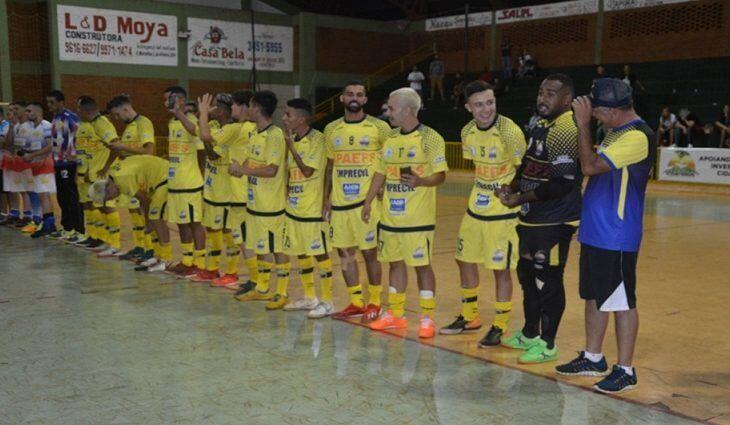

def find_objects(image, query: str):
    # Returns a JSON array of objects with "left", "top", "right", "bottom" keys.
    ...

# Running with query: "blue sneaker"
[
  {"left": 594, "top": 365, "right": 637, "bottom": 393},
  {"left": 556, "top": 351, "right": 609, "bottom": 376}
]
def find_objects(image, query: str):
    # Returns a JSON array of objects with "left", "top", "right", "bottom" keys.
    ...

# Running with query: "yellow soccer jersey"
[
  {"left": 375, "top": 124, "right": 448, "bottom": 229},
  {"left": 168, "top": 113, "right": 204, "bottom": 190},
  {"left": 287, "top": 128, "right": 326, "bottom": 219},
  {"left": 110, "top": 155, "right": 168, "bottom": 198},
  {"left": 324, "top": 115, "right": 391, "bottom": 207},
  {"left": 202, "top": 121, "right": 238, "bottom": 204},
  {"left": 120, "top": 114, "right": 155, "bottom": 158},
  {"left": 227, "top": 121, "right": 256, "bottom": 205},
  {"left": 462, "top": 116, "right": 526, "bottom": 218},
  {"left": 75, "top": 115, "right": 117, "bottom": 177},
  {"left": 247, "top": 124, "right": 287, "bottom": 214}
]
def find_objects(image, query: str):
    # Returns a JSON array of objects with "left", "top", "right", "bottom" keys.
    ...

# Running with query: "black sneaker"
[
  {"left": 556, "top": 351, "right": 609, "bottom": 376},
  {"left": 594, "top": 365, "right": 637, "bottom": 393},
  {"left": 75, "top": 237, "right": 95, "bottom": 247},
  {"left": 31, "top": 226, "right": 54, "bottom": 239},
  {"left": 47, "top": 230, "right": 65, "bottom": 239},
  {"left": 119, "top": 247, "right": 145, "bottom": 261},
  {"left": 439, "top": 315, "right": 482, "bottom": 335},
  {"left": 134, "top": 264, "right": 150, "bottom": 272},
  {"left": 233, "top": 281, "right": 256, "bottom": 300},
  {"left": 478, "top": 326, "right": 504, "bottom": 348},
  {"left": 134, "top": 250, "right": 155, "bottom": 265},
  {"left": 84, "top": 239, "right": 105, "bottom": 250}
]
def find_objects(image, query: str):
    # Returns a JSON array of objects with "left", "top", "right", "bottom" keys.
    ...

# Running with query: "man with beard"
[
  {"left": 321, "top": 81, "right": 392, "bottom": 321},
  {"left": 496, "top": 74, "right": 581, "bottom": 364}
]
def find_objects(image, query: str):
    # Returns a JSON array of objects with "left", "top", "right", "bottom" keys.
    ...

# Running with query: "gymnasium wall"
[{"left": 7, "top": 1, "right": 51, "bottom": 102}]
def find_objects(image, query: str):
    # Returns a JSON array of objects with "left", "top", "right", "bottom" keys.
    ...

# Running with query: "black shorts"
[
  {"left": 517, "top": 224, "right": 575, "bottom": 268},
  {"left": 579, "top": 243, "right": 638, "bottom": 311}
]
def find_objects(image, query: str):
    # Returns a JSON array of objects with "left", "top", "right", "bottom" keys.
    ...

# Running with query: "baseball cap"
[{"left": 589, "top": 78, "right": 633, "bottom": 108}]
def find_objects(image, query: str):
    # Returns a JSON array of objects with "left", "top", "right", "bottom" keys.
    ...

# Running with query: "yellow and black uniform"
[
  {"left": 109, "top": 155, "right": 169, "bottom": 220},
  {"left": 283, "top": 128, "right": 330, "bottom": 256},
  {"left": 202, "top": 120, "right": 232, "bottom": 229},
  {"left": 245, "top": 124, "right": 287, "bottom": 254},
  {"left": 456, "top": 116, "right": 525, "bottom": 269},
  {"left": 324, "top": 115, "right": 390, "bottom": 250},
  {"left": 167, "top": 113, "right": 204, "bottom": 224},
  {"left": 75, "top": 114, "right": 117, "bottom": 203},
  {"left": 226, "top": 121, "right": 256, "bottom": 245},
  {"left": 375, "top": 124, "right": 448, "bottom": 267},
  {"left": 117, "top": 114, "right": 155, "bottom": 210}
]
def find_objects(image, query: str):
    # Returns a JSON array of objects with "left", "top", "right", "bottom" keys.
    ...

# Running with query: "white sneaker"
[
  {"left": 307, "top": 301, "right": 334, "bottom": 319},
  {"left": 284, "top": 297, "right": 319, "bottom": 311},
  {"left": 60, "top": 230, "right": 75, "bottom": 240},
  {"left": 97, "top": 247, "right": 120, "bottom": 258},
  {"left": 147, "top": 261, "right": 168, "bottom": 272},
  {"left": 140, "top": 257, "right": 158, "bottom": 267}
]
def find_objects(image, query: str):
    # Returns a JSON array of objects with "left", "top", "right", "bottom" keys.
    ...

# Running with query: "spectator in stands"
[
  {"left": 677, "top": 108, "right": 711, "bottom": 148},
  {"left": 408, "top": 66, "right": 426, "bottom": 105},
  {"left": 451, "top": 73, "right": 465, "bottom": 110},
  {"left": 378, "top": 101, "right": 389, "bottom": 121},
  {"left": 622, "top": 65, "right": 646, "bottom": 116},
  {"left": 517, "top": 49, "right": 535, "bottom": 78},
  {"left": 656, "top": 107, "right": 678, "bottom": 147},
  {"left": 429, "top": 54, "right": 445, "bottom": 101},
  {"left": 500, "top": 37, "right": 512, "bottom": 79},
  {"left": 714, "top": 104, "right": 730, "bottom": 147}
]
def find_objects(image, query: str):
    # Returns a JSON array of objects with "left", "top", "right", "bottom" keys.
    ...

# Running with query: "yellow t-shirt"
[
  {"left": 168, "top": 113, "right": 204, "bottom": 190},
  {"left": 461, "top": 115, "right": 526, "bottom": 218},
  {"left": 227, "top": 121, "right": 256, "bottom": 205},
  {"left": 75, "top": 114, "right": 117, "bottom": 177},
  {"left": 324, "top": 115, "right": 391, "bottom": 207},
  {"left": 287, "top": 128, "right": 326, "bottom": 219},
  {"left": 247, "top": 124, "right": 287, "bottom": 214},
  {"left": 110, "top": 155, "right": 168, "bottom": 198},
  {"left": 120, "top": 114, "right": 155, "bottom": 158},
  {"left": 375, "top": 124, "right": 449, "bottom": 229},
  {"left": 203, "top": 121, "right": 238, "bottom": 204}
]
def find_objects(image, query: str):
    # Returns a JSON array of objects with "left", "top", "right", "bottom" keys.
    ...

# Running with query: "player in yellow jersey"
[
  {"left": 103, "top": 95, "right": 156, "bottom": 264},
  {"left": 161, "top": 86, "right": 207, "bottom": 278},
  {"left": 210, "top": 90, "right": 259, "bottom": 289},
  {"left": 89, "top": 155, "right": 172, "bottom": 272},
  {"left": 363, "top": 88, "right": 448, "bottom": 339},
  {"left": 73, "top": 96, "right": 123, "bottom": 257},
  {"left": 323, "top": 81, "right": 391, "bottom": 323},
  {"left": 228, "top": 90, "right": 291, "bottom": 308},
  {"left": 439, "top": 81, "right": 527, "bottom": 347},
  {"left": 278, "top": 98, "right": 335, "bottom": 318}
]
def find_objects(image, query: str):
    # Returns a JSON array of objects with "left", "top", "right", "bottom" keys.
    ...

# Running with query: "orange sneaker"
[
  {"left": 211, "top": 273, "right": 239, "bottom": 287},
  {"left": 21, "top": 222, "right": 38, "bottom": 233},
  {"left": 418, "top": 315, "right": 436, "bottom": 338},
  {"left": 369, "top": 310, "right": 407, "bottom": 331},
  {"left": 361, "top": 304, "right": 381, "bottom": 324},
  {"left": 332, "top": 303, "right": 365, "bottom": 320},
  {"left": 190, "top": 269, "right": 219, "bottom": 282}
]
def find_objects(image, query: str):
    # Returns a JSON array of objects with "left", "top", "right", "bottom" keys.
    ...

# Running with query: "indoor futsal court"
[{"left": 1, "top": 0, "right": 730, "bottom": 424}]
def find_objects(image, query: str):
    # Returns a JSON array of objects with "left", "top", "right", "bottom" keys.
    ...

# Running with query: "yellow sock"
[
  {"left": 224, "top": 233, "right": 240, "bottom": 275},
  {"left": 151, "top": 235, "right": 160, "bottom": 254},
  {"left": 256, "top": 260, "right": 272, "bottom": 293},
  {"left": 347, "top": 284, "right": 365, "bottom": 308},
  {"left": 206, "top": 230, "right": 222, "bottom": 272},
  {"left": 420, "top": 290, "right": 436, "bottom": 317},
  {"left": 299, "top": 257, "right": 316, "bottom": 299},
  {"left": 145, "top": 232, "right": 155, "bottom": 252},
  {"left": 181, "top": 242, "right": 194, "bottom": 267},
  {"left": 158, "top": 242, "right": 172, "bottom": 262},
  {"left": 84, "top": 210, "right": 94, "bottom": 238},
  {"left": 368, "top": 285, "right": 383, "bottom": 307},
  {"left": 461, "top": 286, "right": 480, "bottom": 321},
  {"left": 91, "top": 209, "right": 104, "bottom": 240},
  {"left": 193, "top": 249, "right": 206, "bottom": 269},
  {"left": 317, "top": 258, "right": 333, "bottom": 302},
  {"left": 130, "top": 211, "right": 145, "bottom": 248},
  {"left": 275, "top": 262, "right": 291, "bottom": 296},
  {"left": 493, "top": 301, "right": 513, "bottom": 331},
  {"left": 245, "top": 256, "right": 258, "bottom": 283},
  {"left": 106, "top": 211, "right": 121, "bottom": 249},
  {"left": 388, "top": 290, "right": 406, "bottom": 318}
]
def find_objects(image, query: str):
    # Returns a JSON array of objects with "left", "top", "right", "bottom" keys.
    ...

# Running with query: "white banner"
[
  {"left": 604, "top": 0, "right": 694, "bottom": 11},
  {"left": 425, "top": 12, "right": 492, "bottom": 32},
  {"left": 57, "top": 5, "right": 177, "bottom": 66},
  {"left": 187, "top": 18, "right": 293, "bottom": 71},
  {"left": 496, "top": 0, "right": 598, "bottom": 24},
  {"left": 658, "top": 148, "right": 730, "bottom": 185}
]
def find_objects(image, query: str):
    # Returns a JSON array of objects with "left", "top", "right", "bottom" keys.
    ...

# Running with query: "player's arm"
[
  {"left": 284, "top": 130, "right": 315, "bottom": 178},
  {"left": 572, "top": 96, "right": 612, "bottom": 176},
  {"left": 2, "top": 123, "right": 13, "bottom": 150},
  {"left": 361, "top": 171, "right": 385, "bottom": 224},
  {"left": 173, "top": 108, "right": 198, "bottom": 136},
  {"left": 24, "top": 134, "right": 53, "bottom": 161},
  {"left": 196, "top": 94, "right": 222, "bottom": 161},
  {"left": 322, "top": 124, "right": 336, "bottom": 218}
]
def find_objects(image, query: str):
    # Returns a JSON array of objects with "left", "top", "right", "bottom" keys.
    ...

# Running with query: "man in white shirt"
[
  {"left": 657, "top": 107, "right": 678, "bottom": 147},
  {"left": 407, "top": 66, "right": 426, "bottom": 103}
]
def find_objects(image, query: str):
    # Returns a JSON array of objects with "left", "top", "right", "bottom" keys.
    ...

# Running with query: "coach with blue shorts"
[{"left": 556, "top": 78, "right": 656, "bottom": 393}]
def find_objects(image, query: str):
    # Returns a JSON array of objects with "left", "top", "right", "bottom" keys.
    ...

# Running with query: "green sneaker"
[
  {"left": 501, "top": 330, "right": 541, "bottom": 350},
  {"left": 518, "top": 339, "right": 557, "bottom": 364}
]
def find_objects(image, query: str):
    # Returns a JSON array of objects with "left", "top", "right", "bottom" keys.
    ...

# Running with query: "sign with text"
[
  {"left": 496, "top": 0, "right": 598, "bottom": 24},
  {"left": 57, "top": 5, "right": 177, "bottom": 66},
  {"left": 187, "top": 18, "right": 293, "bottom": 71},
  {"left": 658, "top": 148, "right": 730, "bottom": 185},
  {"left": 605, "top": 0, "right": 694, "bottom": 11},
  {"left": 425, "top": 12, "right": 493, "bottom": 32}
]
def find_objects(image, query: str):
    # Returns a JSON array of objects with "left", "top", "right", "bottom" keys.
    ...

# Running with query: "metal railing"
[{"left": 314, "top": 44, "right": 434, "bottom": 117}]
